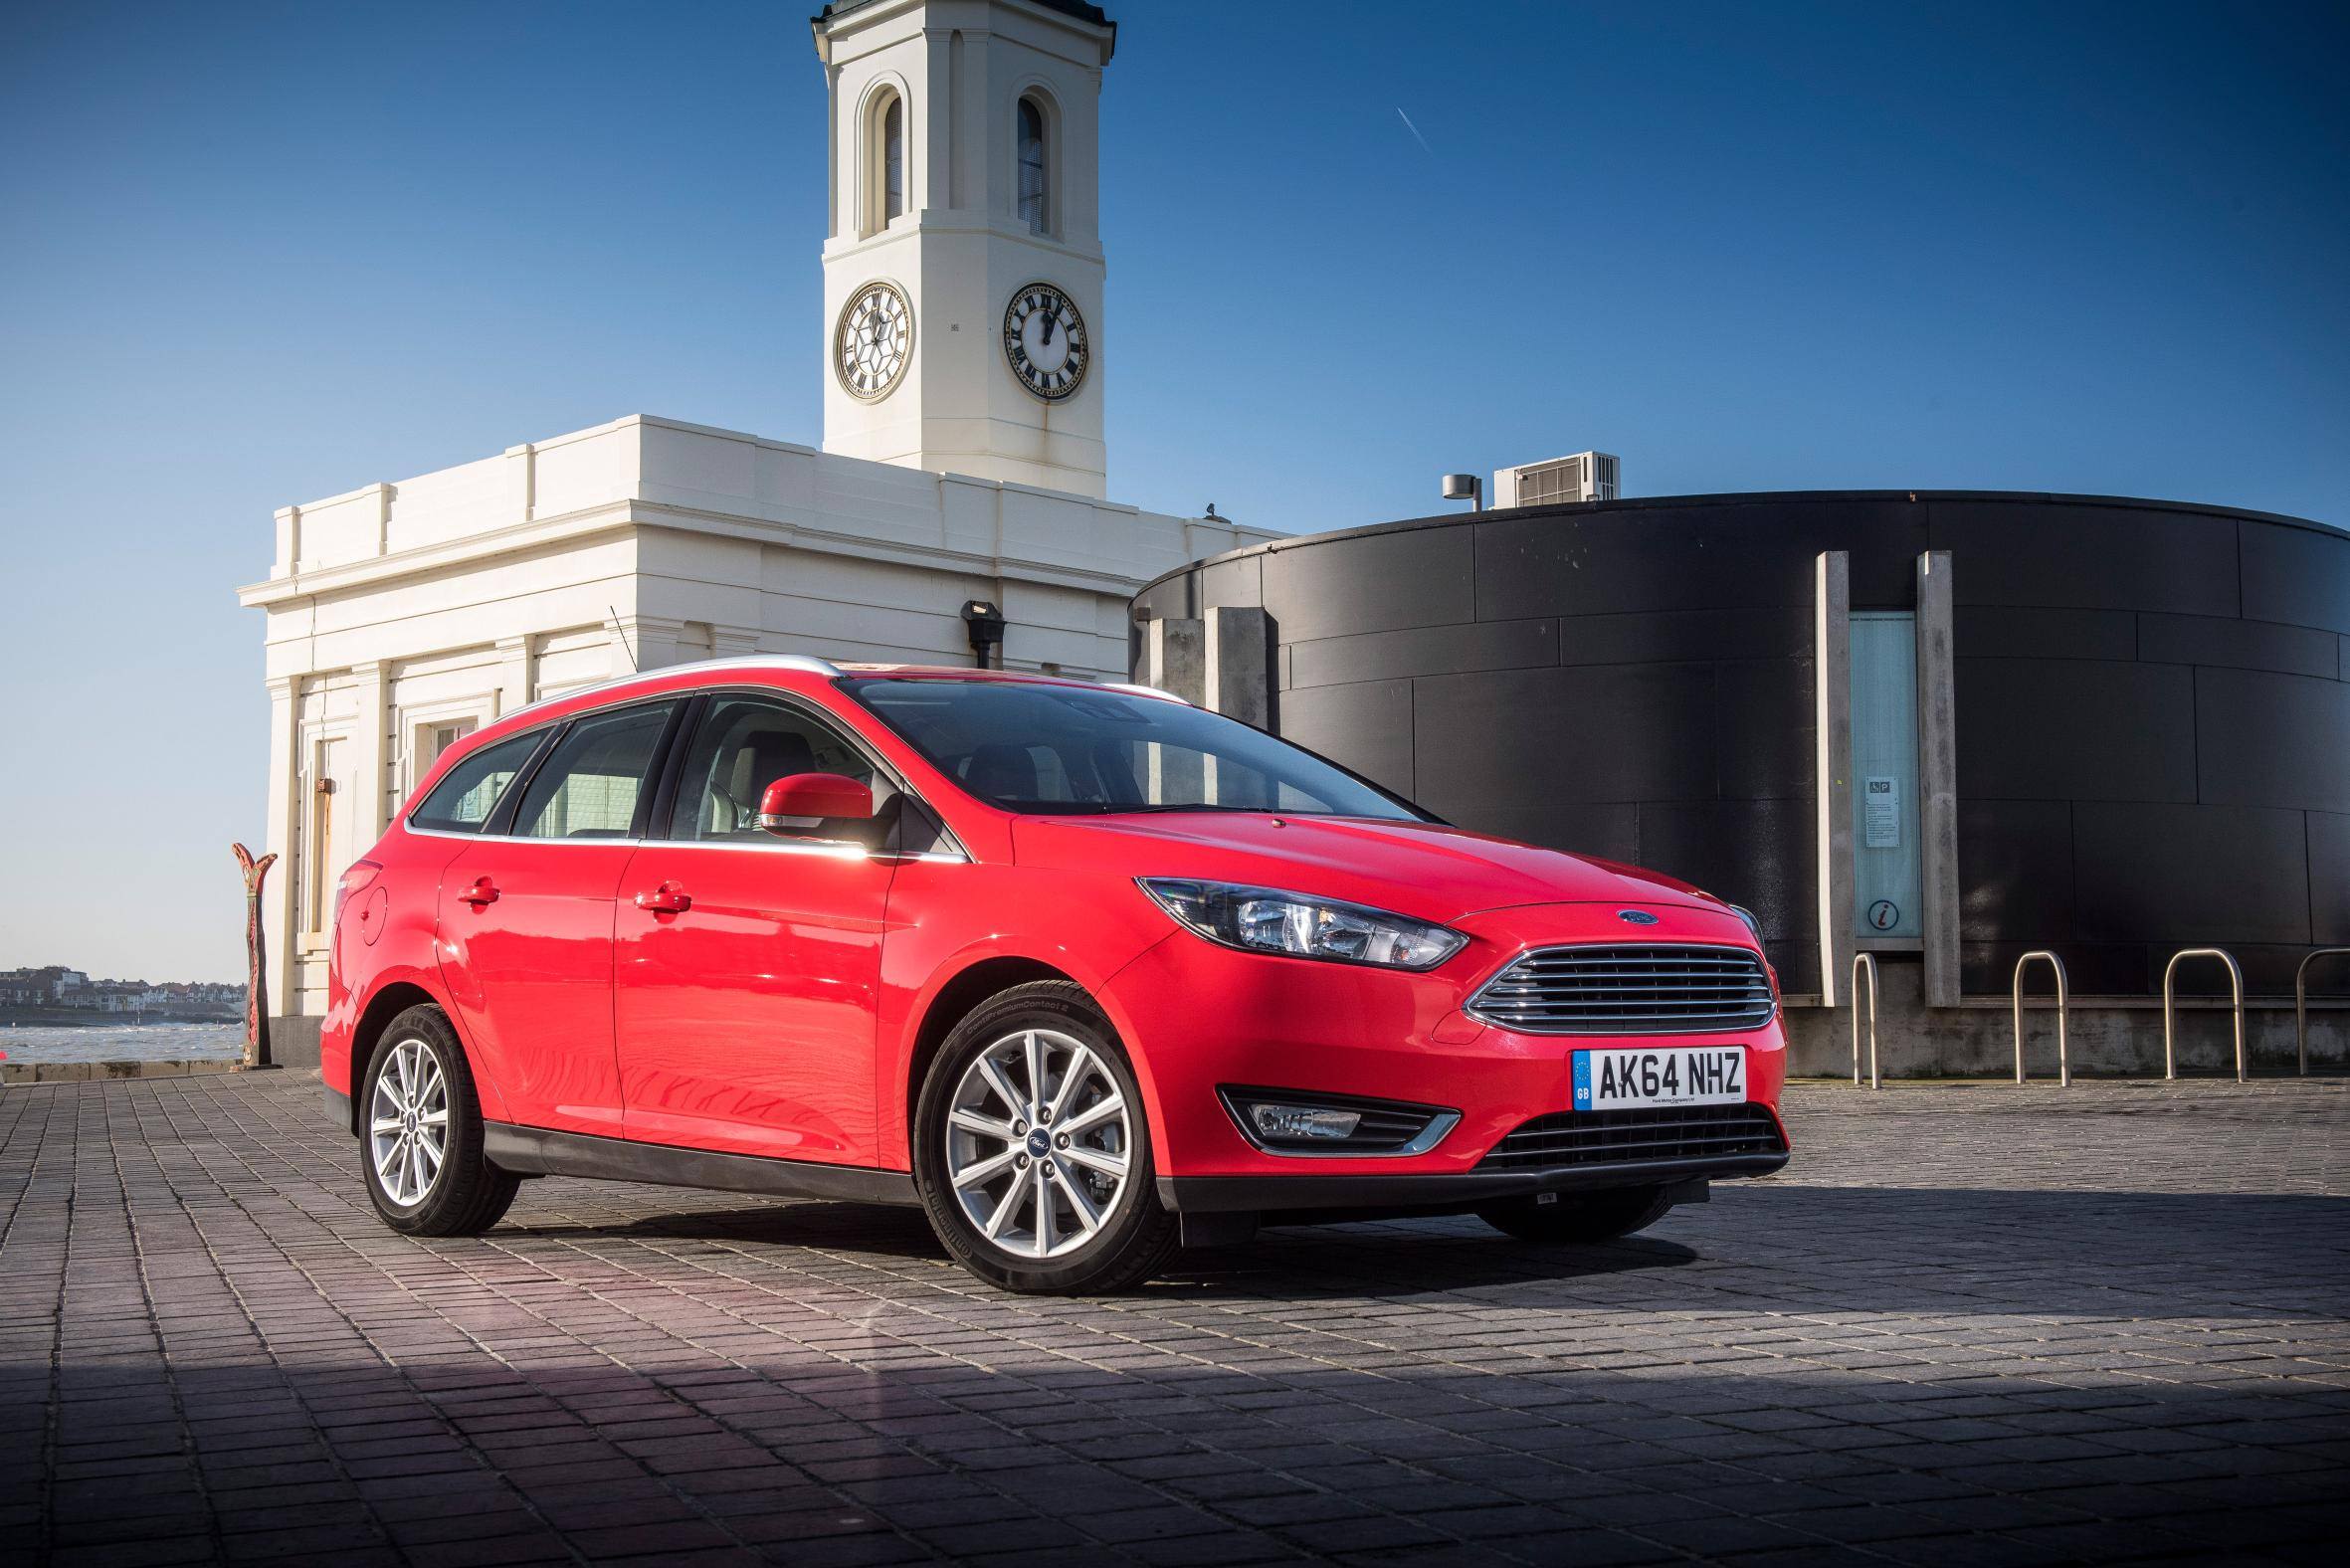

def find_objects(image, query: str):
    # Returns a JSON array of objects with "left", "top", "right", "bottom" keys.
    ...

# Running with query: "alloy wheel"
[
  {"left": 945, "top": 1027, "right": 1132, "bottom": 1259},
  {"left": 369, "top": 1037, "right": 450, "bottom": 1207}
]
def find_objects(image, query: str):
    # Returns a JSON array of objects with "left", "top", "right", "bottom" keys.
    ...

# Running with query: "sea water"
[{"left": 0, "top": 1023, "right": 246, "bottom": 1064}]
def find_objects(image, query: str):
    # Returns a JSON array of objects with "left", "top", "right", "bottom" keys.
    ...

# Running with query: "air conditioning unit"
[{"left": 1492, "top": 451, "right": 1620, "bottom": 508}]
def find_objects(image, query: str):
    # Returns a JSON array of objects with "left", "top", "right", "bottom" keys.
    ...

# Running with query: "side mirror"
[{"left": 756, "top": 773, "right": 875, "bottom": 835}]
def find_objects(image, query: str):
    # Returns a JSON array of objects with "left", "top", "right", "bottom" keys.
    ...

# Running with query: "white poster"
[{"left": 1863, "top": 776, "right": 1901, "bottom": 849}]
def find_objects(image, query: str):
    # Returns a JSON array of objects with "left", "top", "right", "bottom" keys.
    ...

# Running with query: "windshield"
[{"left": 844, "top": 678, "right": 1425, "bottom": 819}]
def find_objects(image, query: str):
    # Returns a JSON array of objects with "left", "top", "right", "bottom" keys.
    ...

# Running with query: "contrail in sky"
[{"left": 1396, "top": 107, "right": 1434, "bottom": 154}]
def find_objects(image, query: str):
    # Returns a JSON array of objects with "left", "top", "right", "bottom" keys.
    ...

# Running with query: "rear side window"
[
  {"left": 509, "top": 701, "right": 679, "bottom": 840},
  {"left": 409, "top": 730, "right": 545, "bottom": 834}
]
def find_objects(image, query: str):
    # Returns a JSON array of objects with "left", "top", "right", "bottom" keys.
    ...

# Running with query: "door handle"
[
  {"left": 635, "top": 882, "right": 691, "bottom": 914},
  {"left": 459, "top": 878, "right": 499, "bottom": 907}
]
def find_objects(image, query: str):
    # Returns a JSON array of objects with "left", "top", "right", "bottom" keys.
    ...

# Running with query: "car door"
[
  {"left": 615, "top": 690, "right": 897, "bottom": 1165},
  {"left": 437, "top": 698, "right": 684, "bottom": 1139}
]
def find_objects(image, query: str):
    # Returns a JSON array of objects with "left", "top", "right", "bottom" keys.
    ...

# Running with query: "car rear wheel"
[
  {"left": 912, "top": 981, "right": 1177, "bottom": 1293},
  {"left": 1476, "top": 1184, "right": 1673, "bottom": 1244},
  {"left": 359, "top": 1004, "right": 519, "bottom": 1236}
]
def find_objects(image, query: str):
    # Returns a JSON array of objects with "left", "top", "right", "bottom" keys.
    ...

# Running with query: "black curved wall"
[{"left": 1132, "top": 492, "right": 2350, "bottom": 1000}]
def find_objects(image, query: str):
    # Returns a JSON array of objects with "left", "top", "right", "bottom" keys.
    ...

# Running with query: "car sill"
[{"left": 483, "top": 1123, "right": 921, "bottom": 1207}]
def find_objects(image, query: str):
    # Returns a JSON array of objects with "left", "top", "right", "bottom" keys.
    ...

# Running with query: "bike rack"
[
  {"left": 2162, "top": 948, "right": 2246, "bottom": 1083},
  {"left": 2296, "top": 949, "right": 2350, "bottom": 1078},
  {"left": 2012, "top": 950, "right": 2069, "bottom": 1086},
  {"left": 1851, "top": 952, "right": 1879, "bottom": 1090}
]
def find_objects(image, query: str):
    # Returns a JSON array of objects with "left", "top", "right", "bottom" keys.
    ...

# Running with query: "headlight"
[
  {"left": 1137, "top": 879, "right": 1467, "bottom": 970},
  {"left": 1728, "top": 903, "right": 1764, "bottom": 944}
]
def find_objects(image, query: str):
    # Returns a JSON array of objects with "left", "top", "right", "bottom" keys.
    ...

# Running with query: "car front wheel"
[
  {"left": 359, "top": 1004, "right": 519, "bottom": 1236},
  {"left": 912, "top": 981, "right": 1177, "bottom": 1293}
]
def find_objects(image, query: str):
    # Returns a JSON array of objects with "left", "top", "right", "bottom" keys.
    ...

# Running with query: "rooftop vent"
[{"left": 1493, "top": 451, "right": 1620, "bottom": 508}]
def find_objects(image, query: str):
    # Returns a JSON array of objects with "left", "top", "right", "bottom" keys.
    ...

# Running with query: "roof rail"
[
  {"left": 1098, "top": 682, "right": 1189, "bottom": 705},
  {"left": 503, "top": 654, "right": 843, "bottom": 722}
]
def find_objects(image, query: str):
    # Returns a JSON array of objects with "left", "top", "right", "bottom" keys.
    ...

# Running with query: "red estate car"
[{"left": 325, "top": 656, "right": 1790, "bottom": 1292}]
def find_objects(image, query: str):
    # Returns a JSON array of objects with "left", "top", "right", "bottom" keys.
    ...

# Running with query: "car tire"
[
  {"left": 1476, "top": 1184, "right": 1673, "bottom": 1245},
  {"left": 912, "top": 981, "right": 1178, "bottom": 1294},
  {"left": 359, "top": 1004, "right": 520, "bottom": 1237}
]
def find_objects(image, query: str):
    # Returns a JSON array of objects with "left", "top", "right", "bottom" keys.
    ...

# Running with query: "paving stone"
[{"left": 4, "top": 1072, "right": 2348, "bottom": 1564}]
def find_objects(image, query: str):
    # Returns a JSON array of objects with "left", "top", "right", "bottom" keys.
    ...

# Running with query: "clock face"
[
  {"left": 1003, "top": 283, "right": 1089, "bottom": 401},
  {"left": 835, "top": 280, "right": 912, "bottom": 401}
]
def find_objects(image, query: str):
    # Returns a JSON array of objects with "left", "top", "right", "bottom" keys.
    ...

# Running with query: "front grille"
[
  {"left": 1479, "top": 1103, "right": 1787, "bottom": 1172},
  {"left": 1468, "top": 944, "right": 1775, "bottom": 1035}
]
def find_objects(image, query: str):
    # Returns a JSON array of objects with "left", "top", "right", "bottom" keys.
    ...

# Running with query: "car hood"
[{"left": 1011, "top": 812, "right": 1722, "bottom": 925}]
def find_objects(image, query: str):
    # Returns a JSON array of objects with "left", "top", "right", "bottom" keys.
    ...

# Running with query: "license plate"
[{"left": 1572, "top": 1046, "right": 1746, "bottom": 1110}]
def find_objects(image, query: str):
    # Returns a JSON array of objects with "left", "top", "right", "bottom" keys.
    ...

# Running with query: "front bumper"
[
  {"left": 1160, "top": 1148, "right": 1788, "bottom": 1215},
  {"left": 1102, "top": 900, "right": 1791, "bottom": 1204}
]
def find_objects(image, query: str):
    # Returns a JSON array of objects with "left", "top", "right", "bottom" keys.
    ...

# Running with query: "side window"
[
  {"left": 668, "top": 694, "right": 889, "bottom": 842},
  {"left": 409, "top": 730, "right": 545, "bottom": 834},
  {"left": 510, "top": 702, "right": 678, "bottom": 841}
]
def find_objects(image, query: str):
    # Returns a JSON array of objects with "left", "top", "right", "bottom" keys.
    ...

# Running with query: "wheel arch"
[
  {"left": 346, "top": 978, "right": 502, "bottom": 1134},
  {"left": 902, "top": 956, "right": 1074, "bottom": 1144}
]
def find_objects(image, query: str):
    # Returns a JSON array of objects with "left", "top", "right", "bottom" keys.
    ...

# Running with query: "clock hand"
[{"left": 1039, "top": 310, "right": 1057, "bottom": 348}]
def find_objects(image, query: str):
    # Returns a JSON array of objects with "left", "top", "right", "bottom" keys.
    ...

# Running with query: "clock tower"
[{"left": 814, "top": 0, "right": 1113, "bottom": 499}]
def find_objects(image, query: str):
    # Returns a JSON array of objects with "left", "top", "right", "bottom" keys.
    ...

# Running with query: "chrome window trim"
[
  {"left": 401, "top": 678, "right": 972, "bottom": 865},
  {"left": 400, "top": 821, "right": 965, "bottom": 865},
  {"left": 1466, "top": 940, "right": 1779, "bottom": 1037},
  {"left": 497, "top": 655, "right": 843, "bottom": 725}
]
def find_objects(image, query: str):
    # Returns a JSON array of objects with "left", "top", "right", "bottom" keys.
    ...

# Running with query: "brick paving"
[{"left": 3, "top": 1072, "right": 2347, "bottom": 1567}]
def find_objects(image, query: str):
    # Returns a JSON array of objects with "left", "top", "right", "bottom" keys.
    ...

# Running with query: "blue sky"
[{"left": 3, "top": 0, "right": 2345, "bottom": 981}]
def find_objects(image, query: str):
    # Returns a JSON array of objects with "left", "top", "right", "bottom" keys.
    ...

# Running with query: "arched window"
[
  {"left": 864, "top": 87, "right": 906, "bottom": 237},
  {"left": 1017, "top": 96, "right": 1049, "bottom": 235},
  {"left": 882, "top": 94, "right": 905, "bottom": 224}
]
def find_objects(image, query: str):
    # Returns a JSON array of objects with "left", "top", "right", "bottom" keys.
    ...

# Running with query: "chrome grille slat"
[{"left": 1467, "top": 943, "right": 1776, "bottom": 1035}]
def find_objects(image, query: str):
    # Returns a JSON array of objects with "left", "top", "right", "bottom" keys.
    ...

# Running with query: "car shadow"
[{"left": 505, "top": 1196, "right": 1704, "bottom": 1293}]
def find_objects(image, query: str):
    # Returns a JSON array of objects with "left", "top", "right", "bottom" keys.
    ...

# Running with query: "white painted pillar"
[{"left": 262, "top": 675, "right": 300, "bottom": 1018}]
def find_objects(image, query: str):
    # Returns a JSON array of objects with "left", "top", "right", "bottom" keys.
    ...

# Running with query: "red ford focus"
[{"left": 324, "top": 657, "right": 1790, "bottom": 1292}]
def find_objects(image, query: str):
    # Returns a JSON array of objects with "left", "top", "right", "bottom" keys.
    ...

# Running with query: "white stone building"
[{"left": 237, "top": 0, "right": 1270, "bottom": 1033}]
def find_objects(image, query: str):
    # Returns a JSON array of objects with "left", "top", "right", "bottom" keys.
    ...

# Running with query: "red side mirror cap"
[{"left": 757, "top": 772, "right": 875, "bottom": 831}]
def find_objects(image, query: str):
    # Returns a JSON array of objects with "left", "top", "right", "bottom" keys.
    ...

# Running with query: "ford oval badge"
[{"left": 1617, "top": 909, "right": 1660, "bottom": 925}]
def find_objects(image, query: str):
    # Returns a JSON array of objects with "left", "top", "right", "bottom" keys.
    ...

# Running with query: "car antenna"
[{"left": 608, "top": 604, "right": 638, "bottom": 672}]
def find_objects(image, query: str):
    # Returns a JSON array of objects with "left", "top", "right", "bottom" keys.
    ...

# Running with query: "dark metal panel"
[
  {"left": 1274, "top": 679, "right": 1416, "bottom": 799},
  {"left": 2072, "top": 803, "right": 2310, "bottom": 946},
  {"left": 1197, "top": 553, "right": 1265, "bottom": 615},
  {"left": 1287, "top": 618, "right": 1556, "bottom": 689},
  {"left": 2241, "top": 518, "right": 2350, "bottom": 635},
  {"left": 1558, "top": 607, "right": 1812, "bottom": 666},
  {"left": 1473, "top": 498, "right": 1926, "bottom": 622},
  {"left": 1930, "top": 498, "right": 2241, "bottom": 615},
  {"left": 2195, "top": 667, "right": 2350, "bottom": 814},
  {"left": 1961, "top": 941, "right": 2150, "bottom": 997},
  {"left": 1715, "top": 658, "right": 1815, "bottom": 794},
  {"left": 1955, "top": 658, "right": 2196, "bottom": 803},
  {"left": 2137, "top": 613, "right": 2339, "bottom": 679},
  {"left": 1413, "top": 665, "right": 1718, "bottom": 813},
  {"left": 1955, "top": 606, "right": 2136, "bottom": 661},
  {"left": 1466, "top": 803, "right": 1640, "bottom": 865},
  {"left": 1262, "top": 528, "right": 1474, "bottom": 644},
  {"left": 1636, "top": 798, "right": 1813, "bottom": 959},
  {"left": 1956, "top": 799, "right": 2074, "bottom": 942},
  {"left": 2314, "top": 812, "right": 2350, "bottom": 946}
]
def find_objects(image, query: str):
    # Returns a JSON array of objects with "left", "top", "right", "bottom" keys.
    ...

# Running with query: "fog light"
[{"left": 1249, "top": 1104, "right": 1362, "bottom": 1142}]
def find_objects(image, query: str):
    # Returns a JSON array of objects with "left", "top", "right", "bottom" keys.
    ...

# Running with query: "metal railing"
[
  {"left": 2162, "top": 948, "right": 2246, "bottom": 1083},
  {"left": 2012, "top": 950, "right": 2069, "bottom": 1086},
  {"left": 1851, "top": 952, "right": 1879, "bottom": 1090},
  {"left": 2296, "top": 949, "right": 2350, "bottom": 1078}
]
